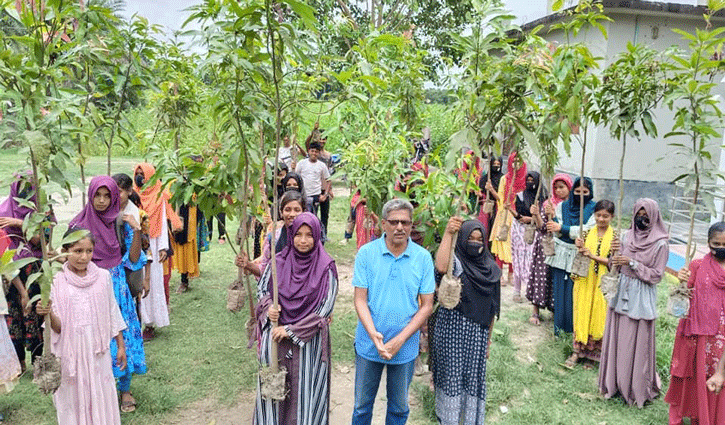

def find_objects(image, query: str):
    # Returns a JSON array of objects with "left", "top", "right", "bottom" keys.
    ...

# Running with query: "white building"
[{"left": 515, "top": 0, "right": 724, "bottom": 218}]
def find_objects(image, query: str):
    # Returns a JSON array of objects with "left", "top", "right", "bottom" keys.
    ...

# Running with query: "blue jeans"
[{"left": 352, "top": 354, "right": 416, "bottom": 425}]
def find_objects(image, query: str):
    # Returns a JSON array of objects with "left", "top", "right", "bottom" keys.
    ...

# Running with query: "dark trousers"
[{"left": 207, "top": 213, "right": 226, "bottom": 240}]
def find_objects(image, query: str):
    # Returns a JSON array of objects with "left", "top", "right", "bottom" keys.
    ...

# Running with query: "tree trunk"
[
  {"left": 617, "top": 134, "right": 626, "bottom": 235},
  {"left": 685, "top": 154, "right": 700, "bottom": 263},
  {"left": 579, "top": 129, "right": 587, "bottom": 229}
]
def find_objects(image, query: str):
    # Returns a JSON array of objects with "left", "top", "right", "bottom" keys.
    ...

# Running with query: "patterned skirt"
[
  {"left": 526, "top": 233, "right": 554, "bottom": 310},
  {"left": 431, "top": 308, "right": 489, "bottom": 425},
  {"left": 109, "top": 265, "right": 147, "bottom": 377}
]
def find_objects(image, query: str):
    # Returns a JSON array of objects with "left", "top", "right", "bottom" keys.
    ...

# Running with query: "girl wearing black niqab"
[{"left": 431, "top": 216, "right": 502, "bottom": 425}]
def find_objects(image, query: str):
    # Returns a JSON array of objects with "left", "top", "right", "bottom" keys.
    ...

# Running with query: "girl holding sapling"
[
  {"left": 666, "top": 221, "right": 725, "bottom": 423},
  {"left": 567, "top": 200, "right": 615, "bottom": 368},
  {"left": 599, "top": 198, "right": 668, "bottom": 408},
  {"left": 526, "top": 173, "right": 572, "bottom": 325},
  {"left": 69, "top": 176, "right": 147, "bottom": 413},
  {"left": 36, "top": 229, "right": 127, "bottom": 424},
  {"left": 253, "top": 212, "right": 338, "bottom": 424},
  {"left": 510, "top": 171, "right": 546, "bottom": 303},
  {"left": 545, "top": 177, "right": 597, "bottom": 335},
  {"left": 489, "top": 153, "right": 526, "bottom": 286}
]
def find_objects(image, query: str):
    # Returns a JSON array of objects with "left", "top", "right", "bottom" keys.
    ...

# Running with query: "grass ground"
[{"left": 0, "top": 153, "right": 682, "bottom": 424}]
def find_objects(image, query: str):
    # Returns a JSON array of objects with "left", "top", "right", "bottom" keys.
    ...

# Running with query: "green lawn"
[{"left": 0, "top": 156, "right": 682, "bottom": 424}]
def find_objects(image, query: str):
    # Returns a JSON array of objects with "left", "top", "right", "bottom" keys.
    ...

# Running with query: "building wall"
[{"left": 532, "top": 9, "right": 725, "bottom": 209}]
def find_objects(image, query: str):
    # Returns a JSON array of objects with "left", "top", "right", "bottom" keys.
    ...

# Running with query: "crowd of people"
[{"left": 2, "top": 137, "right": 725, "bottom": 425}]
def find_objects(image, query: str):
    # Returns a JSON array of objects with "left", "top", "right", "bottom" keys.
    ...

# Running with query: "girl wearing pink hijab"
[
  {"left": 599, "top": 198, "right": 669, "bottom": 408},
  {"left": 526, "top": 173, "right": 573, "bottom": 325}
]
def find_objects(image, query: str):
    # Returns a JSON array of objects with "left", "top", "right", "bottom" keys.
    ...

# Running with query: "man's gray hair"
[{"left": 381, "top": 198, "right": 414, "bottom": 220}]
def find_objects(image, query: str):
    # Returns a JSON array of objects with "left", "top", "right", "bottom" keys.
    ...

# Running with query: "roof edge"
[{"left": 519, "top": 1, "right": 724, "bottom": 33}]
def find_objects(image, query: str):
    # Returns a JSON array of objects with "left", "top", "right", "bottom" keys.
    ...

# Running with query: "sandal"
[
  {"left": 120, "top": 394, "right": 136, "bottom": 413},
  {"left": 528, "top": 314, "right": 541, "bottom": 325},
  {"left": 562, "top": 353, "right": 579, "bottom": 369}
]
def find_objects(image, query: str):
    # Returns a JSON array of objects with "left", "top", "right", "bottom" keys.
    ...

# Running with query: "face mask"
[
  {"left": 711, "top": 246, "right": 725, "bottom": 260},
  {"left": 526, "top": 182, "right": 536, "bottom": 191},
  {"left": 466, "top": 242, "right": 484, "bottom": 257},
  {"left": 135, "top": 174, "right": 145, "bottom": 188},
  {"left": 634, "top": 215, "right": 649, "bottom": 231},
  {"left": 491, "top": 166, "right": 501, "bottom": 173}
]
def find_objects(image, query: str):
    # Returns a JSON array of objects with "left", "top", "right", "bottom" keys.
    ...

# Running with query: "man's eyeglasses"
[{"left": 385, "top": 219, "right": 412, "bottom": 227}]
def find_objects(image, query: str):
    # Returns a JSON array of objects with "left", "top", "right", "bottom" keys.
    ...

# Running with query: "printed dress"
[
  {"left": 431, "top": 258, "right": 492, "bottom": 425},
  {"left": 110, "top": 222, "right": 147, "bottom": 379},
  {"left": 526, "top": 205, "right": 553, "bottom": 310}
]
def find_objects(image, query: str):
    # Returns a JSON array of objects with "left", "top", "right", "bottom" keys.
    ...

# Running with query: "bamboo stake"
[
  {"left": 28, "top": 147, "right": 51, "bottom": 355},
  {"left": 447, "top": 156, "right": 479, "bottom": 276},
  {"left": 267, "top": 9, "right": 284, "bottom": 373}
]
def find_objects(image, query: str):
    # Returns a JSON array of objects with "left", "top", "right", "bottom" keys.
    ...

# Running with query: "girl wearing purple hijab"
[
  {"left": 254, "top": 212, "right": 338, "bottom": 425},
  {"left": 1, "top": 172, "right": 52, "bottom": 371},
  {"left": 599, "top": 198, "right": 669, "bottom": 408},
  {"left": 69, "top": 176, "right": 147, "bottom": 413}
]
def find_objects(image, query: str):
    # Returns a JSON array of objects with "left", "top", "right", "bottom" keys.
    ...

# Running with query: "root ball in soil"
[
  {"left": 259, "top": 365, "right": 288, "bottom": 401},
  {"left": 33, "top": 353, "right": 62, "bottom": 395}
]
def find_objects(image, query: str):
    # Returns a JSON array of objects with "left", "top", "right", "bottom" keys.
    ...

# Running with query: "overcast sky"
[
  {"left": 121, "top": 0, "right": 201, "bottom": 36},
  {"left": 122, "top": 0, "right": 697, "bottom": 35},
  {"left": 121, "top": 0, "right": 550, "bottom": 38}
]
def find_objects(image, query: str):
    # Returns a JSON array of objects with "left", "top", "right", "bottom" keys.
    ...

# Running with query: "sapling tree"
[
  {"left": 94, "top": 15, "right": 161, "bottom": 174},
  {"left": 150, "top": 40, "right": 201, "bottom": 151},
  {"left": 545, "top": 0, "right": 609, "bottom": 272},
  {"left": 664, "top": 0, "right": 725, "bottom": 265},
  {"left": 0, "top": 0, "right": 107, "bottom": 393},
  {"left": 595, "top": 43, "right": 666, "bottom": 240}
]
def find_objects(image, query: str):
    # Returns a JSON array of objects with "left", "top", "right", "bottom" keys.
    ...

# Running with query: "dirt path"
[{"left": 166, "top": 260, "right": 432, "bottom": 425}]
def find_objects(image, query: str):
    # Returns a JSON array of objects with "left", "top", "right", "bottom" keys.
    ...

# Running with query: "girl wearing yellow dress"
[{"left": 567, "top": 200, "right": 615, "bottom": 368}]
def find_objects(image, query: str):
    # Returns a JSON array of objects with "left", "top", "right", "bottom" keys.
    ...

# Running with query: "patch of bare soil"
[
  {"left": 498, "top": 279, "right": 552, "bottom": 365},
  {"left": 167, "top": 257, "right": 432, "bottom": 425}
]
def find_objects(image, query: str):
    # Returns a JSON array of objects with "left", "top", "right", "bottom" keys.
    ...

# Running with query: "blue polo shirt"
[{"left": 353, "top": 235, "right": 435, "bottom": 364}]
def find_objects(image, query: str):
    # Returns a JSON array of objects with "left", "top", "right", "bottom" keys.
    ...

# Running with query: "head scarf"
[
  {"left": 281, "top": 172, "right": 305, "bottom": 196},
  {"left": 517, "top": 171, "right": 547, "bottom": 212},
  {"left": 547, "top": 173, "right": 574, "bottom": 208},
  {"left": 0, "top": 171, "right": 36, "bottom": 251},
  {"left": 479, "top": 156, "right": 504, "bottom": 193},
  {"left": 134, "top": 163, "right": 182, "bottom": 238},
  {"left": 459, "top": 150, "right": 483, "bottom": 181},
  {"left": 274, "top": 212, "right": 337, "bottom": 325},
  {"left": 69, "top": 176, "right": 122, "bottom": 269},
  {"left": 561, "top": 176, "right": 595, "bottom": 226},
  {"left": 503, "top": 152, "right": 527, "bottom": 207},
  {"left": 454, "top": 220, "right": 502, "bottom": 327},
  {"left": 621, "top": 198, "right": 669, "bottom": 265}
]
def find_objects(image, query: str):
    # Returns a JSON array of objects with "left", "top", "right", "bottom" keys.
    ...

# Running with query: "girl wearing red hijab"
[
  {"left": 489, "top": 152, "right": 526, "bottom": 286},
  {"left": 666, "top": 221, "right": 725, "bottom": 424}
]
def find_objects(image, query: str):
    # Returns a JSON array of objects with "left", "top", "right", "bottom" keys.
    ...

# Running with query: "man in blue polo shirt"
[{"left": 351, "top": 199, "right": 435, "bottom": 425}]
